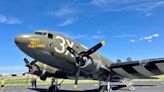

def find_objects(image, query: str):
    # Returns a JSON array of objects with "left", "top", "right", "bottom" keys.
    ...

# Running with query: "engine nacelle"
[
  {"left": 80, "top": 57, "right": 101, "bottom": 74},
  {"left": 30, "top": 61, "right": 58, "bottom": 80}
]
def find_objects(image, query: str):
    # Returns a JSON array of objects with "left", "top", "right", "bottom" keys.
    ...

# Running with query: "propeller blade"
[
  {"left": 24, "top": 58, "right": 29, "bottom": 65},
  {"left": 24, "top": 58, "right": 32, "bottom": 68},
  {"left": 74, "top": 61, "right": 81, "bottom": 88},
  {"left": 86, "top": 41, "right": 105, "bottom": 55},
  {"left": 31, "top": 60, "right": 37, "bottom": 65},
  {"left": 65, "top": 45, "right": 78, "bottom": 57}
]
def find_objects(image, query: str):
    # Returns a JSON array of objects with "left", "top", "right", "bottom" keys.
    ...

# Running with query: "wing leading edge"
[{"left": 110, "top": 58, "right": 164, "bottom": 79}]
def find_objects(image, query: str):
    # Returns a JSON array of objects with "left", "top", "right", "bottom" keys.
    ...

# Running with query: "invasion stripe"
[
  {"left": 133, "top": 66, "right": 155, "bottom": 77},
  {"left": 112, "top": 68, "right": 138, "bottom": 79},
  {"left": 111, "top": 69, "right": 125, "bottom": 78},
  {"left": 122, "top": 66, "right": 150, "bottom": 79},
  {"left": 144, "top": 62, "right": 163, "bottom": 75},
  {"left": 155, "top": 62, "right": 164, "bottom": 73}
]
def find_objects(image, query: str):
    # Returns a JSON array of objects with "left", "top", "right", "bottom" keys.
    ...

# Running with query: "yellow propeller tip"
[
  {"left": 64, "top": 45, "right": 68, "bottom": 49},
  {"left": 101, "top": 41, "right": 105, "bottom": 46},
  {"left": 74, "top": 85, "right": 78, "bottom": 88}
]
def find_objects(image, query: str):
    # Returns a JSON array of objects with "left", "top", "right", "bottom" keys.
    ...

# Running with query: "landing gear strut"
[
  {"left": 48, "top": 78, "right": 64, "bottom": 92},
  {"left": 99, "top": 81, "right": 112, "bottom": 92},
  {"left": 48, "top": 85, "right": 58, "bottom": 92},
  {"left": 99, "top": 75, "right": 112, "bottom": 92}
]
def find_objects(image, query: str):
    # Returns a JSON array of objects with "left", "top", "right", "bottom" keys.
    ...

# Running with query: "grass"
[
  {"left": 2, "top": 75, "right": 164, "bottom": 86},
  {"left": 2, "top": 75, "right": 97, "bottom": 86}
]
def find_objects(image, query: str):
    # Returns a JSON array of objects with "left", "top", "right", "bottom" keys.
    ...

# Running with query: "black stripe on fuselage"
[
  {"left": 122, "top": 66, "right": 149, "bottom": 79},
  {"left": 111, "top": 69, "right": 125, "bottom": 78},
  {"left": 144, "top": 62, "right": 163, "bottom": 75}
]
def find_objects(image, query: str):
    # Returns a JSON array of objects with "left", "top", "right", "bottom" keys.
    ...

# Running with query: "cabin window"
[{"left": 48, "top": 33, "right": 53, "bottom": 39}]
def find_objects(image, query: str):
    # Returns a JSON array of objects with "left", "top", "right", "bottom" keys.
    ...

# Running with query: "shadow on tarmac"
[
  {"left": 29, "top": 88, "right": 99, "bottom": 92},
  {"left": 29, "top": 84, "right": 156, "bottom": 92},
  {"left": 112, "top": 84, "right": 156, "bottom": 90}
]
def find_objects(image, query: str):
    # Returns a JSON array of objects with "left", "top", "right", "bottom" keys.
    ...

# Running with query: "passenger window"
[{"left": 48, "top": 33, "right": 53, "bottom": 39}]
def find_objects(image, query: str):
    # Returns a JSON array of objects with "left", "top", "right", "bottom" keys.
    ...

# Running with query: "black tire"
[
  {"left": 40, "top": 76, "right": 47, "bottom": 81},
  {"left": 99, "top": 85, "right": 107, "bottom": 92},
  {"left": 48, "top": 85, "right": 58, "bottom": 92}
]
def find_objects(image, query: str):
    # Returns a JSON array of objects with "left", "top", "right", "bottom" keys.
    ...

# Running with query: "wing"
[{"left": 111, "top": 58, "right": 164, "bottom": 79}]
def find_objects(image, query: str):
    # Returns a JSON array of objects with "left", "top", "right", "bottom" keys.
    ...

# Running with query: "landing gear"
[
  {"left": 99, "top": 81, "right": 112, "bottom": 92},
  {"left": 40, "top": 76, "right": 47, "bottom": 81},
  {"left": 99, "top": 75, "right": 112, "bottom": 92},
  {"left": 48, "top": 85, "right": 58, "bottom": 92},
  {"left": 48, "top": 78, "right": 64, "bottom": 92}
]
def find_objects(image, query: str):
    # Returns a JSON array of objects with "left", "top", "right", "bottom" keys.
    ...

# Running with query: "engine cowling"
[
  {"left": 79, "top": 56, "right": 101, "bottom": 74},
  {"left": 28, "top": 61, "right": 57, "bottom": 80}
]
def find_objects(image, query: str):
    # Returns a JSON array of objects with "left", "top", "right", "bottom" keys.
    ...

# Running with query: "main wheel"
[
  {"left": 99, "top": 85, "right": 107, "bottom": 92},
  {"left": 48, "top": 85, "right": 58, "bottom": 92},
  {"left": 99, "top": 85, "right": 112, "bottom": 92},
  {"left": 40, "top": 76, "right": 47, "bottom": 81}
]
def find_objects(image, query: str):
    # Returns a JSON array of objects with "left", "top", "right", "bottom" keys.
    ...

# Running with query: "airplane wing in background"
[{"left": 110, "top": 58, "right": 164, "bottom": 79}]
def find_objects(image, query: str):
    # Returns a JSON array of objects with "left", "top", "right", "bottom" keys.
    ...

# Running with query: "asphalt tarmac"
[{"left": 4, "top": 81, "right": 164, "bottom": 92}]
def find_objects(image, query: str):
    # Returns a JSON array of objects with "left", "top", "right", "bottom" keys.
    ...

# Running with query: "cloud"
[
  {"left": 73, "top": 33, "right": 106, "bottom": 40},
  {"left": 130, "top": 33, "right": 160, "bottom": 43},
  {"left": 0, "top": 65, "right": 26, "bottom": 74},
  {"left": 0, "top": 65, "right": 26, "bottom": 71},
  {"left": 91, "top": 0, "right": 164, "bottom": 16},
  {"left": 53, "top": 6, "right": 75, "bottom": 17},
  {"left": 130, "top": 39, "right": 136, "bottom": 43},
  {"left": 49, "top": 6, "right": 77, "bottom": 18},
  {"left": 60, "top": 31, "right": 106, "bottom": 40},
  {"left": 0, "top": 15, "right": 21, "bottom": 24},
  {"left": 72, "top": 34, "right": 89, "bottom": 39},
  {"left": 48, "top": 6, "right": 78, "bottom": 27},
  {"left": 58, "top": 18, "right": 77, "bottom": 27},
  {"left": 91, "top": 0, "right": 109, "bottom": 7},
  {"left": 113, "top": 34, "right": 139, "bottom": 38},
  {"left": 90, "top": 35, "right": 106, "bottom": 39}
]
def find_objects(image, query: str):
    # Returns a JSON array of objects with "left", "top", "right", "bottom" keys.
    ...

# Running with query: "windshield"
[
  {"left": 35, "top": 32, "right": 42, "bottom": 35},
  {"left": 35, "top": 32, "right": 47, "bottom": 36}
]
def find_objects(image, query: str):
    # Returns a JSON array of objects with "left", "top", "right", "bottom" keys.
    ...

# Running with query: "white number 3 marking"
[
  {"left": 54, "top": 36, "right": 65, "bottom": 53},
  {"left": 54, "top": 36, "right": 74, "bottom": 57}
]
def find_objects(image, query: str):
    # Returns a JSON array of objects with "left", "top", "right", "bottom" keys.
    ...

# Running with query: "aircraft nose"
[{"left": 15, "top": 34, "right": 30, "bottom": 46}]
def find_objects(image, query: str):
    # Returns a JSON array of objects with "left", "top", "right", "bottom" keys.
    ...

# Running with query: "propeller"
[
  {"left": 65, "top": 41, "right": 105, "bottom": 88},
  {"left": 23, "top": 58, "right": 37, "bottom": 87}
]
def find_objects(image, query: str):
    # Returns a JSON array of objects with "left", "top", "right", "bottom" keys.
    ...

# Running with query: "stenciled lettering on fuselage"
[
  {"left": 28, "top": 38, "right": 46, "bottom": 48},
  {"left": 54, "top": 36, "right": 74, "bottom": 57}
]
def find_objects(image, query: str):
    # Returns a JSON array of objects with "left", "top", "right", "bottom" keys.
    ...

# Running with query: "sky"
[{"left": 0, "top": 0, "right": 164, "bottom": 74}]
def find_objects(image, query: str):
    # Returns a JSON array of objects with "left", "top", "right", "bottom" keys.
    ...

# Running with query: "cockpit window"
[
  {"left": 35, "top": 32, "right": 47, "bottom": 36},
  {"left": 35, "top": 32, "right": 42, "bottom": 35},
  {"left": 34, "top": 31, "right": 53, "bottom": 39},
  {"left": 48, "top": 33, "right": 53, "bottom": 39},
  {"left": 43, "top": 33, "right": 47, "bottom": 35}
]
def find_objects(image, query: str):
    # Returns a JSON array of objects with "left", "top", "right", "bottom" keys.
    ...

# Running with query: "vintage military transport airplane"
[{"left": 15, "top": 30, "right": 164, "bottom": 92}]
